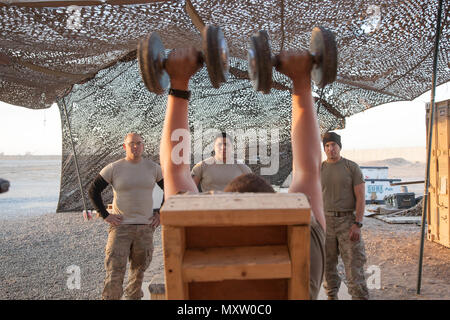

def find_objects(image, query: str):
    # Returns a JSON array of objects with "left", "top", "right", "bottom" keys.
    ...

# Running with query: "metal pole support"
[
  {"left": 61, "top": 98, "right": 88, "bottom": 213},
  {"left": 416, "top": 0, "right": 444, "bottom": 295}
]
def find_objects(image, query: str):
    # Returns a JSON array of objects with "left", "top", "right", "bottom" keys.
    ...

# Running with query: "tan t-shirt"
[
  {"left": 100, "top": 158, "right": 163, "bottom": 224},
  {"left": 320, "top": 157, "right": 365, "bottom": 212},
  {"left": 191, "top": 157, "right": 252, "bottom": 192}
]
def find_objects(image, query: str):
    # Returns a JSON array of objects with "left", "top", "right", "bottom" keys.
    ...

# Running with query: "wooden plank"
[
  {"left": 189, "top": 279, "right": 288, "bottom": 300},
  {"left": 375, "top": 215, "right": 422, "bottom": 224},
  {"left": 185, "top": 226, "right": 286, "bottom": 248},
  {"left": 162, "top": 226, "right": 188, "bottom": 299},
  {"left": 182, "top": 245, "right": 291, "bottom": 282},
  {"left": 287, "top": 225, "right": 310, "bottom": 300},
  {"left": 161, "top": 193, "right": 310, "bottom": 226},
  {"left": 164, "top": 193, "right": 310, "bottom": 211},
  {"left": 162, "top": 209, "right": 310, "bottom": 227}
]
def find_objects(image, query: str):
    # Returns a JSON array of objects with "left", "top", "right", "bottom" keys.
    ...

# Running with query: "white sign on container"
[
  {"left": 365, "top": 179, "right": 402, "bottom": 204},
  {"left": 361, "top": 166, "right": 389, "bottom": 180}
]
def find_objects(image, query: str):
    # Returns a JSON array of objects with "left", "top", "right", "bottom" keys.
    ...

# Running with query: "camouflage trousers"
[
  {"left": 102, "top": 224, "right": 155, "bottom": 300},
  {"left": 323, "top": 213, "right": 369, "bottom": 300}
]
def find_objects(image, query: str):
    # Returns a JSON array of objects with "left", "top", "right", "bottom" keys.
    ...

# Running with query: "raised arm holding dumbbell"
[
  {"left": 138, "top": 25, "right": 230, "bottom": 196},
  {"left": 159, "top": 47, "right": 203, "bottom": 198},
  {"left": 276, "top": 50, "right": 326, "bottom": 231},
  {"left": 245, "top": 26, "right": 337, "bottom": 229}
]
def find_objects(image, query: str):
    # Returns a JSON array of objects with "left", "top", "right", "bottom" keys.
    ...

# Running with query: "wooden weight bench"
[{"left": 160, "top": 192, "right": 311, "bottom": 300}]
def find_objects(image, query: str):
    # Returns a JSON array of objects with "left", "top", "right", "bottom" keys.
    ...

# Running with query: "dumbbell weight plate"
[
  {"left": 310, "top": 27, "right": 338, "bottom": 88},
  {"left": 203, "top": 25, "right": 229, "bottom": 88},
  {"left": 247, "top": 30, "right": 273, "bottom": 94},
  {"left": 137, "top": 32, "right": 169, "bottom": 94}
]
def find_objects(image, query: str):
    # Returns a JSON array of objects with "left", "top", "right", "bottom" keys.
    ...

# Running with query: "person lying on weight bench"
[{"left": 159, "top": 47, "right": 326, "bottom": 300}]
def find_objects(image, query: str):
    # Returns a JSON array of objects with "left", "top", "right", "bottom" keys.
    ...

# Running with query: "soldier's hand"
[
  {"left": 104, "top": 214, "right": 123, "bottom": 227},
  {"left": 165, "top": 47, "right": 202, "bottom": 87},
  {"left": 150, "top": 209, "right": 160, "bottom": 228},
  {"left": 349, "top": 224, "right": 361, "bottom": 242},
  {"left": 275, "top": 50, "right": 313, "bottom": 91}
]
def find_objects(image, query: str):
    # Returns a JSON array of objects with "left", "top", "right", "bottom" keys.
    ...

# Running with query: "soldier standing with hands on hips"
[{"left": 88, "top": 132, "right": 164, "bottom": 300}]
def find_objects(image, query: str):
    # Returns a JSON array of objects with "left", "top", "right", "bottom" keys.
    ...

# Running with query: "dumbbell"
[
  {"left": 138, "top": 25, "right": 229, "bottom": 94},
  {"left": 247, "top": 26, "right": 338, "bottom": 93}
]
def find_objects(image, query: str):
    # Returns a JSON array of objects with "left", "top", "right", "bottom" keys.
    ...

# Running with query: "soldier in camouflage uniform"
[
  {"left": 88, "top": 133, "right": 164, "bottom": 300},
  {"left": 320, "top": 132, "right": 369, "bottom": 300}
]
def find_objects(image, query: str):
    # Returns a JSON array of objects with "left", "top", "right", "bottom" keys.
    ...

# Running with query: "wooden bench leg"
[
  {"left": 148, "top": 274, "right": 166, "bottom": 300},
  {"left": 287, "top": 225, "right": 310, "bottom": 299},
  {"left": 162, "top": 226, "right": 189, "bottom": 299}
]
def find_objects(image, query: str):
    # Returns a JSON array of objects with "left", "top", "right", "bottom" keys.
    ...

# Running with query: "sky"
[
  {"left": 335, "top": 82, "right": 449, "bottom": 149},
  {"left": 0, "top": 82, "right": 448, "bottom": 155}
]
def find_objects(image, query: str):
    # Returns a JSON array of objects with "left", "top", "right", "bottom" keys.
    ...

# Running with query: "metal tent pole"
[
  {"left": 61, "top": 98, "right": 88, "bottom": 213},
  {"left": 416, "top": 0, "right": 444, "bottom": 295}
]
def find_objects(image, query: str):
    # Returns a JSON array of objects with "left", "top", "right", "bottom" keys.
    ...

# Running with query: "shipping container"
[{"left": 426, "top": 99, "right": 450, "bottom": 248}]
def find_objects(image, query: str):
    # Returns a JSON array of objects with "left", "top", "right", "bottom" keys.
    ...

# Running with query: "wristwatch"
[
  {"left": 354, "top": 221, "right": 363, "bottom": 228},
  {"left": 169, "top": 88, "right": 191, "bottom": 100}
]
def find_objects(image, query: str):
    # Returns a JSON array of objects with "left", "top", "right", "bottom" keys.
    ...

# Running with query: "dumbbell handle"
[
  {"left": 162, "top": 51, "right": 205, "bottom": 70},
  {"left": 271, "top": 52, "right": 318, "bottom": 69}
]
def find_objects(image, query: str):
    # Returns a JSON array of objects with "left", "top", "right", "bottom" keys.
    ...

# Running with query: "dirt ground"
[
  {"left": 363, "top": 217, "right": 450, "bottom": 300},
  {"left": 357, "top": 158, "right": 449, "bottom": 300},
  {"left": 143, "top": 215, "right": 449, "bottom": 300},
  {"left": 143, "top": 159, "right": 449, "bottom": 300}
]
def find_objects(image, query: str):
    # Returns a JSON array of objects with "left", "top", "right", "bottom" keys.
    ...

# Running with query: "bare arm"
[
  {"left": 160, "top": 48, "right": 201, "bottom": 198},
  {"left": 348, "top": 182, "right": 365, "bottom": 241},
  {"left": 354, "top": 182, "right": 365, "bottom": 223},
  {"left": 276, "top": 51, "right": 325, "bottom": 231}
]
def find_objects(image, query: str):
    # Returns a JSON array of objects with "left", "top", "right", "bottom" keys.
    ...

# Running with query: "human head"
[
  {"left": 322, "top": 131, "right": 341, "bottom": 162},
  {"left": 213, "top": 132, "right": 233, "bottom": 163},
  {"left": 224, "top": 173, "right": 275, "bottom": 193},
  {"left": 123, "top": 132, "right": 144, "bottom": 162}
]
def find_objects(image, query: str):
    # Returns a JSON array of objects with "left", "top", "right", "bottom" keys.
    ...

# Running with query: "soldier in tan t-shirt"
[
  {"left": 320, "top": 131, "right": 369, "bottom": 300},
  {"left": 99, "top": 157, "right": 163, "bottom": 224},
  {"left": 88, "top": 132, "right": 164, "bottom": 300},
  {"left": 191, "top": 133, "right": 252, "bottom": 192}
]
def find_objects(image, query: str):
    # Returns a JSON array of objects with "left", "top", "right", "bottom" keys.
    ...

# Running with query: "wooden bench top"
[{"left": 160, "top": 192, "right": 311, "bottom": 227}]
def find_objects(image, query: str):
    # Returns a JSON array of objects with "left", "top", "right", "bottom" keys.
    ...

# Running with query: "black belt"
[{"left": 326, "top": 211, "right": 354, "bottom": 217}]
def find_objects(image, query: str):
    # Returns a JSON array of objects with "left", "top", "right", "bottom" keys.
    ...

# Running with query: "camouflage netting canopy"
[{"left": 0, "top": 0, "right": 448, "bottom": 211}]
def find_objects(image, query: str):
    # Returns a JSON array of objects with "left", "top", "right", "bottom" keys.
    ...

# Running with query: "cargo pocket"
[
  {"left": 105, "top": 227, "right": 130, "bottom": 272},
  {"left": 105, "top": 247, "right": 128, "bottom": 272}
]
